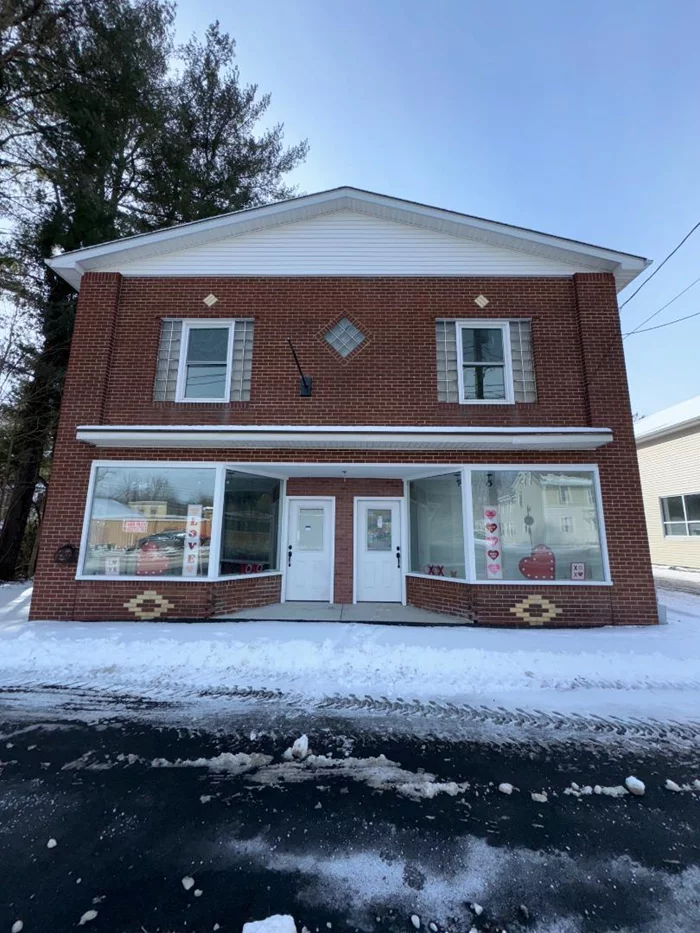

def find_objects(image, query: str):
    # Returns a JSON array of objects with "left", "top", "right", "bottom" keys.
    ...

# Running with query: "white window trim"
[
  {"left": 660, "top": 493, "right": 700, "bottom": 537},
  {"left": 405, "top": 463, "right": 612, "bottom": 586},
  {"left": 455, "top": 320, "right": 514, "bottom": 405},
  {"left": 76, "top": 460, "right": 283, "bottom": 582},
  {"left": 175, "top": 320, "right": 235, "bottom": 403},
  {"left": 76, "top": 460, "right": 612, "bottom": 587}
]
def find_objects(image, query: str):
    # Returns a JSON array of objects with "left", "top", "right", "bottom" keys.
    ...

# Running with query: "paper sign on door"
[
  {"left": 484, "top": 506, "right": 502, "bottom": 579},
  {"left": 182, "top": 504, "right": 203, "bottom": 577}
]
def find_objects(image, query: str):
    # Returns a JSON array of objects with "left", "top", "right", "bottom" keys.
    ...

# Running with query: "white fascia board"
[
  {"left": 635, "top": 416, "right": 700, "bottom": 445},
  {"left": 76, "top": 424, "right": 613, "bottom": 451},
  {"left": 47, "top": 186, "right": 649, "bottom": 292}
]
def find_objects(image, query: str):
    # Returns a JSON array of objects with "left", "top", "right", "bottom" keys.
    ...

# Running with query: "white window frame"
[
  {"left": 406, "top": 464, "right": 611, "bottom": 587},
  {"left": 660, "top": 493, "right": 700, "bottom": 537},
  {"left": 175, "top": 320, "right": 235, "bottom": 403},
  {"left": 76, "top": 460, "right": 283, "bottom": 582},
  {"left": 455, "top": 320, "right": 514, "bottom": 405},
  {"left": 560, "top": 515, "right": 574, "bottom": 533},
  {"left": 76, "top": 461, "right": 612, "bottom": 588}
]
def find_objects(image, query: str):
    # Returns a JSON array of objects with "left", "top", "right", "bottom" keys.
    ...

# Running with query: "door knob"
[
  {"left": 396, "top": 545, "right": 401, "bottom": 569},
  {"left": 287, "top": 544, "right": 293, "bottom": 567}
]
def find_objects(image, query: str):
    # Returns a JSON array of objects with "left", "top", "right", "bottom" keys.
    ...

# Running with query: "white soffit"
[
  {"left": 47, "top": 187, "right": 649, "bottom": 292},
  {"left": 76, "top": 424, "right": 613, "bottom": 451}
]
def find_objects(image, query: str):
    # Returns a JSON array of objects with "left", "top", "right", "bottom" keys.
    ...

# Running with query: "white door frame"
[
  {"left": 352, "top": 496, "right": 407, "bottom": 605},
  {"left": 281, "top": 496, "right": 336, "bottom": 603}
]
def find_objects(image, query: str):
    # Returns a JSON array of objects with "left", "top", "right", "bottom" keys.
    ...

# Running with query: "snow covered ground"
[{"left": 1, "top": 583, "right": 699, "bottom": 723}]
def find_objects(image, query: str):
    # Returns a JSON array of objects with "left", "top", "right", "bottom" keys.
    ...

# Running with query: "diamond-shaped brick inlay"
[
  {"left": 474, "top": 294, "right": 489, "bottom": 308},
  {"left": 509, "top": 594, "right": 562, "bottom": 626},
  {"left": 324, "top": 317, "right": 366, "bottom": 358},
  {"left": 124, "top": 590, "right": 175, "bottom": 621},
  {"left": 203, "top": 293, "right": 218, "bottom": 307}
]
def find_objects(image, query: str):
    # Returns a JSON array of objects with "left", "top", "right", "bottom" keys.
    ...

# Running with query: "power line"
[
  {"left": 623, "top": 274, "right": 700, "bottom": 338},
  {"left": 624, "top": 308, "right": 700, "bottom": 336},
  {"left": 619, "top": 220, "right": 700, "bottom": 310}
]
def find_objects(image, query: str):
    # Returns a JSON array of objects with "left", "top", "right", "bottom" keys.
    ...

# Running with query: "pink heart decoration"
[
  {"left": 486, "top": 535, "right": 499, "bottom": 547},
  {"left": 486, "top": 523, "right": 498, "bottom": 533},
  {"left": 487, "top": 549, "right": 500, "bottom": 560},
  {"left": 487, "top": 563, "right": 501, "bottom": 574},
  {"left": 484, "top": 509, "right": 497, "bottom": 519}
]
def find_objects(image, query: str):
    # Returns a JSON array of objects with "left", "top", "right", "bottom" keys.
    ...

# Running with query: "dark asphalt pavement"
[{"left": 1, "top": 702, "right": 699, "bottom": 933}]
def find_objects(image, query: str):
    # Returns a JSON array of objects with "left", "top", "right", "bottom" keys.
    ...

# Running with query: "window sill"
[
  {"left": 75, "top": 571, "right": 282, "bottom": 583},
  {"left": 406, "top": 572, "right": 613, "bottom": 587}
]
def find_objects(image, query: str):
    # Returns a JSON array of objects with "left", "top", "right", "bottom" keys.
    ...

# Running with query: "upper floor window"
[
  {"left": 661, "top": 493, "right": 700, "bottom": 536},
  {"left": 456, "top": 321, "right": 514, "bottom": 404},
  {"left": 436, "top": 319, "right": 535, "bottom": 405},
  {"left": 177, "top": 322, "right": 234, "bottom": 402},
  {"left": 154, "top": 318, "right": 254, "bottom": 403}
]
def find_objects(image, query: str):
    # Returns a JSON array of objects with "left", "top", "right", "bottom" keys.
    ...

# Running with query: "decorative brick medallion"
[
  {"left": 123, "top": 590, "right": 175, "bottom": 620},
  {"left": 202, "top": 293, "right": 219, "bottom": 307},
  {"left": 474, "top": 294, "right": 489, "bottom": 308},
  {"left": 509, "top": 594, "right": 562, "bottom": 626}
]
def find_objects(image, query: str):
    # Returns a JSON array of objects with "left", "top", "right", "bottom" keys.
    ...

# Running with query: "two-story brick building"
[{"left": 30, "top": 187, "right": 658, "bottom": 626}]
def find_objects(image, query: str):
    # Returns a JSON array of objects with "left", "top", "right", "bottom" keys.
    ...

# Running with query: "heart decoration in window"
[{"left": 518, "top": 544, "right": 556, "bottom": 581}]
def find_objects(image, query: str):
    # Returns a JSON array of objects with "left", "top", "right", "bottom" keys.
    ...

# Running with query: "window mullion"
[{"left": 462, "top": 467, "right": 476, "bottom": 583}]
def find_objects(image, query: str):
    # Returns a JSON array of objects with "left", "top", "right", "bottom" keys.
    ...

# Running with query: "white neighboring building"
[{"left": 635, "top": 396, "right": 700, "bottom": 570}]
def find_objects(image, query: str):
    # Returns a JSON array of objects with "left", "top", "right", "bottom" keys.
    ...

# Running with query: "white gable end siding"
[{"left": 100, "top": 210, "right": 591, "bottom": 278}]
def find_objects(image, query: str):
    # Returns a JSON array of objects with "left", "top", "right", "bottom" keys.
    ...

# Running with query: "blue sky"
[{"left": 176, "top": 0, "right": 700, "bottom": 417}]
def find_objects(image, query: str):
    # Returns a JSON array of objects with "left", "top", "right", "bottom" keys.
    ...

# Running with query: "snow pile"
[
  {"left": 1, "top": 583, "right": 700, "bottom": 721},
  {"left": 151, "top": 752, "right": 272, "bottom": 774},
  {"left": 243, "top": 917, "right": 296, "bottom": 933},
  {"left": 625, "top": 776, "right": 646, "bottom": 796}
]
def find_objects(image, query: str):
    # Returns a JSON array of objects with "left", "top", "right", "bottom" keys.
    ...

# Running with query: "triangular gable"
[{"left": 47, "top": 186, "right": 649, "bottom": 291}]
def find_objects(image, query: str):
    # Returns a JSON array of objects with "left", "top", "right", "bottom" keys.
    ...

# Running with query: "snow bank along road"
[
  {"left": 1, "top": 714, "right": 699, "bottom": 933},
  {"left": 1, "top": 584, "right": 700, "bottom": 738}
]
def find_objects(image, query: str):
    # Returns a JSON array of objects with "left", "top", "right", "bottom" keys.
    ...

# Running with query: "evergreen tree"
[{"left": 0, "top": 2, "right": 307, "bottom": 579}]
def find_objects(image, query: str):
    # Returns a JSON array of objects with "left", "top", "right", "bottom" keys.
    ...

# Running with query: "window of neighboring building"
[
  {"left": 82, "top": 466, "right": 216, "bottom": 577},
  {"left": 456, "top": 321, "right": 513, "bottom": 404},
  {"left": 660, "top": 493, "right": 700, "bottom": 536},
  {"left": 558, "top": 486, "right": 572, "bottom": 504},
  {"left": 470, "top": 470, "right": 606, "bottom": 582},
  {"left": 409, "top": 473, "right": 466, "bottom": 578},
  {"left": 220, "top": 471, "right": 281, "bottom": 575},
  {"left": 176, "top": 321, "right": 234, "bottom": 402}
]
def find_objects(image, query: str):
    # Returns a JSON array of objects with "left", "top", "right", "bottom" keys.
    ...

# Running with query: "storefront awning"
[{"left": 76, "top": 424, "right": 613, "bottom": 451}]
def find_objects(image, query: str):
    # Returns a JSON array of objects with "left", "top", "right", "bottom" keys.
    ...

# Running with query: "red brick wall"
[{"left": 29, "top": 272, "right": 658, "bottom": 627}]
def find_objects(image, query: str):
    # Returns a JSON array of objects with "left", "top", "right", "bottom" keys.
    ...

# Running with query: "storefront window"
[
  {"left": 220, "top": 471, "right": 281, "bottom": 575},
  {"left": 82, "top": 467, "right": 215, "bottom": 577},
  {"left": 409, "top": 473, "right": 465, "bottom": 579},
  {"left": 471, "top": 470, "right": 605, "bottom": 582}
]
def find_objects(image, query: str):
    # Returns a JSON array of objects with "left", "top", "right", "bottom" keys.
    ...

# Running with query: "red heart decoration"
[
  {"left": 486, "top": 523, "right": 498, "bottom": 533},
  {"left": 488, "top": 549, "right": 500, "bottom": 560},
  {"left": 484, "top": 509, "right": 497, "bottom": 519},
  {"left": 519, "top": 546, "right": 556, "bottom": 580}
]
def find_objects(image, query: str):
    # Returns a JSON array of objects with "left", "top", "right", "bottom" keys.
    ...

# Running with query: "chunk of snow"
[
  {"left": 665, "top": 779, "right": 682, "bottom": 792},
  {"left": 200, "top": 795, "right": 212, "bottom": 803},
  {"left": 79, "top": 910, "right": 98, "bottom": 925},
  {"left": 429, "top": 923, "right": 438, "bottom": 932},
  {"left": 242, "top": 915, "right": 297, "bottom": 933},
  {"left": 411, "top": 915, "right": 421, "bottom": 929},
  {"left": 498, "top": 783, "right": 513, "bottom": 795},
  {"left": 285, "top": 734, "right": 309, "bottom": 760},
  {"left": 625, "top": 776, "right": 645, "bottom": 796},
  {"left": 12, "top": 921, "right": 23, "bottom": 933},
  {"left": 194, "top": 889, "right": 203, "bottom": 897},
  {"left": 181, "top": 876, "right": 195, "bottom": 891},
  {"left": 471, "top": 903, "right": 483, "bottom": 916},
  {"left": 531, "top": 792, "right": 548, "bottom": 803},
  {"left": 599, "top": 785, "right": 628, "bottom": 798},
  {"left": 46, "top": 838, "right": 57, "bottom": 848}
]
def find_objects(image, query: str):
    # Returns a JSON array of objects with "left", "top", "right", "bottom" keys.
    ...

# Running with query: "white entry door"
[
  {"left": 285, "top": 499, "right": 334, "bottom": 601},
  {"left": 355, "top": 499, "right": 402, "bottom": 602}
]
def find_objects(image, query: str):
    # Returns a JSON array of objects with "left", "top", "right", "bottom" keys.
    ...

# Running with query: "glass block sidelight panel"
[
  {"left": 324, "top": 318, "right": 366, "bottom": 358},
  {"left": 153, "top": 320, "right": 183, "bottom": 401},
  {"left": 510, "top": 320, "right": 537, "bottom": 402},
  {"left": 435, "top": 320, "right": 459, "bottom": 402},
  {"left": 230, "top": 320, "right": 254, "bottom": 401}
]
